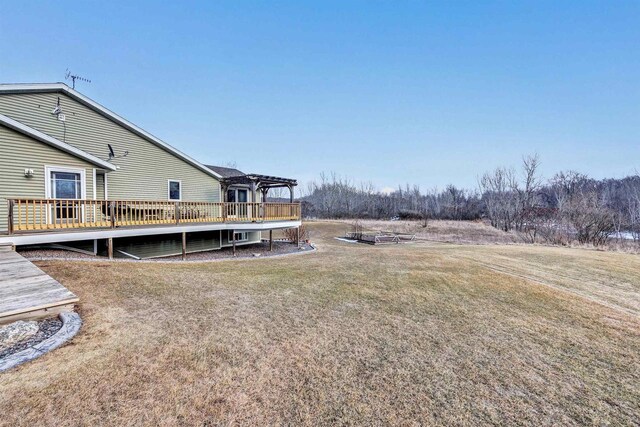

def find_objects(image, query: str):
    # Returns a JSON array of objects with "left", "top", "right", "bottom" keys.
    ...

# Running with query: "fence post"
[{"left": 7, "top": 200, "right": 14, "bottom": 235}]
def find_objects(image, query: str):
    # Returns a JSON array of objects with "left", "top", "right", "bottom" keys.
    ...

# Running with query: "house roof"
[
  {"left": 0, "top": 83, "right": 222, "bottom": 179},
  {"left": 205, "top": 165, "right": 246, "bottom": 178},
  {"left": 0, "top": 113, "right": 117, "bottom": 170}
]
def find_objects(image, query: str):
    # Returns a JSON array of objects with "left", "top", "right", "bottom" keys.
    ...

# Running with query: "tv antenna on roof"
[{"left": 65, "top": 69, "right": 91, "bottom": 89}]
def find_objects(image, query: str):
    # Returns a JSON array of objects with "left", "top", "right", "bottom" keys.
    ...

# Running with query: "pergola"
[{"left": 221, "top": 173, "right": 298, "bottom": 203}]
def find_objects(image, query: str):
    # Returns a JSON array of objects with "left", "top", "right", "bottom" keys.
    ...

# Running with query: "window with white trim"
[
  {"left": 168, "top": 180, "right": 181, "bottom": 201},
  {"left": 229, "top": 231, "right": 248, "bottom": 242},
  {"left": 50, "top": 171, "right": 82, "bottom": 199}
]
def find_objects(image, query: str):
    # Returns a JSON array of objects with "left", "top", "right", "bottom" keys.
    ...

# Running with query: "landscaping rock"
[{"left": 0, "top": 321, "right": 39, "bottom": 352}]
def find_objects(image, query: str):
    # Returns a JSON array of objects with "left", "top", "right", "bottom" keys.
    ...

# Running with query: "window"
[
  {"left": 45, "top": 166, "right": 86, "bottom": 223},
  {"left": 168, "top": 180, "right": 181, "bottom": 201},
  {"left": 229, "top": 231, "right": 248, "bottom": 242},
  {"left": 51, "top": 172, "right": 82, "bottom": 199},
  {"left": 226, "top": 188, "right": 248, "bottom": 203},
  {"left": 226, "top": 188, "right": 249, "bottom": 217}
]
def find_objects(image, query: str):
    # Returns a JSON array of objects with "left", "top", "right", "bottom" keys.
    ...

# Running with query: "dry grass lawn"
[
  {"left": 331, "top": 218, "right": 518, "bottom": 244},
  {"left": 1, "top": 221, "right": 639, "bottom": 426}
]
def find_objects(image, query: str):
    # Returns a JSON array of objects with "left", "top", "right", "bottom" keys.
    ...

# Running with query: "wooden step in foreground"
[{"left": 0, "top": 249, "right": 78, "bottom": 324}]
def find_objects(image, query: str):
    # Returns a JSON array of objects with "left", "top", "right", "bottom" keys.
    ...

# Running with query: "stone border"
[{"left": 0, "top": 312, "right": 82, "bottom": 373}]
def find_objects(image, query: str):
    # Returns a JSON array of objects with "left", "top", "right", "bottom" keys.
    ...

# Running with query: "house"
[{"left": 0, "top": 83, "right": 301, "bottom": 259}]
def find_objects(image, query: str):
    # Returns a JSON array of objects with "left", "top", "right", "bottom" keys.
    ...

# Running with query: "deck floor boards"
[{"left": 0, "top": 248, "right": 78, "bottom": 322}]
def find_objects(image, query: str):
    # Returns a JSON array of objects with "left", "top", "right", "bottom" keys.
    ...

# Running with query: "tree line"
[{"left": 298, "top": 157, "right": 640, "bottom": 246}]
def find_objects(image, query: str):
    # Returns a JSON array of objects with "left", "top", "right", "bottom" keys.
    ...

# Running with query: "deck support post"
[
  {"left": 232, "top": 230, "right": 236, "bottom": 257},
  {"left": 296, "top": 227, "right": 300, "bottom": 247},
  {"left": 107, "top": 238, "right": 113, "bottom": 260},
  {"left": 269, "top": 229, "right": 273, "bottom": 251},
  {"left": 181, "top": 232, "right": 187, "bottom": 261}
]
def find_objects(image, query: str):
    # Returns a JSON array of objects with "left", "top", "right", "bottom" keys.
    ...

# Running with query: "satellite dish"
[{"left": 106, "top": 144, "right": 128, "bottom": 161}]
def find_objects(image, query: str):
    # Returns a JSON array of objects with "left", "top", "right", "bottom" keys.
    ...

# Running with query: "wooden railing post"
[
  {"left": 109, "top": 201, "right": 116, "bottom": 228},
  {"left": 7, "top": 200, "right": 14, "bottom": 235},
  {"left": 222, "top": 202, "right": 228, "bottom": 222},
  {"left": 175, "top": 202, "right": 180, "bottom": 225}
]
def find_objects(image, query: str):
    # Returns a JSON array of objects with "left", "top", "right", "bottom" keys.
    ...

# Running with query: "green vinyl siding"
[
  {"left": 113, "top": 231, "right": 222, "bottom": 259},
  {"left": 0, "top": 92, "right": 221, "bottom": 203},
  {"left": 95, "top": 173, "right": 105, "bottom": 200},
  {"left": 0, "top": 125, "right": 94, "bottom": 233}
]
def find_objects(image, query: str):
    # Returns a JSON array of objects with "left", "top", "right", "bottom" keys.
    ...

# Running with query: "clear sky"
[{"left": 1, "top": 1, "right": 638, "bottom": 191}]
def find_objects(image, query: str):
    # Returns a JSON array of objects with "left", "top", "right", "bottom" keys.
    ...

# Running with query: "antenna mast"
[{"left": 65, "top": 69, "right": 91, "bottom": 89}]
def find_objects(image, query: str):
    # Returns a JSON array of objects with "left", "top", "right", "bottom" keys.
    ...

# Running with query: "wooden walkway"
[{"left": 0, "top": 246, "right": 78, "bottom": 324}]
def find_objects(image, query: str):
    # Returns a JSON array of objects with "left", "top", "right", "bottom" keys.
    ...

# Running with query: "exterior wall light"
[{"left": 24, "top": 168, "right": 34, "bottom": 178}]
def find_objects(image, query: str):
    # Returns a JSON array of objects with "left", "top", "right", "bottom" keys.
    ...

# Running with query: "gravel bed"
[
  {"left": 0, "top": 317, "right": 63, "bottom": 359},
  {"left": 161, "top": 240, "right": 313, "bottom": 261},
  {"left": 18, "top": 249, "right": 98, "bottom": 260},
  {"left": 19, "top": 241, "right": 314, "bottom": 262}
]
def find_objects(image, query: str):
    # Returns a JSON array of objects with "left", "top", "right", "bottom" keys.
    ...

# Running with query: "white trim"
[
  {"left": 231, "top": 230, "right": 249, "bottom": 242},
  {"left": 0, "top": 221, "right": 302, "bottom": 246},
  {"left": 0, "top": 83, "right": 222, "bottom": 179},
  {"left": 44, "top": 165, "right": 87, "bottom": 199},
  {"left": 44, "top": 165, "right": 87, "bottom": 224},
  {"left": 0, "top": 113, "right": 116, "bottom": 171},
  {"left": 92, "top": 169, "right": 97, "bottom": 200},
  {"left": 168, "top": 179, "right": 182, "bottom": 201},
  {"left": 104, "top": 172, "right": 109, "bottom": 199}
]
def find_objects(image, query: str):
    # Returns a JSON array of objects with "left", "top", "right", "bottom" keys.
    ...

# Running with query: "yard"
[{"left": 1, "top": 221, "right": 639, "bottom": 425}]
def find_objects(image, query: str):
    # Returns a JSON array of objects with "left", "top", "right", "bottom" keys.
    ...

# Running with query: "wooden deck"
[{"left": 0, "top": 245, "right": 78, "bottom": 324}]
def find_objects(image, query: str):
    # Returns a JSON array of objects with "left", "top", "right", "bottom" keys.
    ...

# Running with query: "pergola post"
[
  {"left": 221, "top": 183, "right": 228, "bottom": 202},
  {"left": 250, "top": 182, "right": 257, "bottom": 220},
  {"left": 250, "top": 181, "right": 257, "bottom": 203},
  {"left": 288, "top": 184, "right": 294, "bottom": 203}
]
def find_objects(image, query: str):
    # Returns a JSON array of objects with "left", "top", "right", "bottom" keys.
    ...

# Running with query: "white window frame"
[
  {"left": 44, "top": 165, "right": 87, "bottom": 224},
  {"left": 231, "top": 231, "right": 249, "bottom": 242},
  {"left": 168, "top": 179, "right": 182, "bottom": 201},
  {"left": 44, "top": 165, "right": 87, "bottom": 199}
]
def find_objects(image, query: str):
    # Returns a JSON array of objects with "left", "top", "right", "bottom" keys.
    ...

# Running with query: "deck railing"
[{"left": 6, "top": 199, "right": 300, "bottom": 234}]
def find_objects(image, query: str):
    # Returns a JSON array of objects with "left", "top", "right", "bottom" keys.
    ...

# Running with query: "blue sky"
[{"left": 1, "top": 1, "right": 638, "bottom": 191}]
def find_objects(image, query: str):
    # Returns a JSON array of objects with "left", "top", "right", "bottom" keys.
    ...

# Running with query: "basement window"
[{"left": 230, "top": 231, "right": 248, "bottom": 242}]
